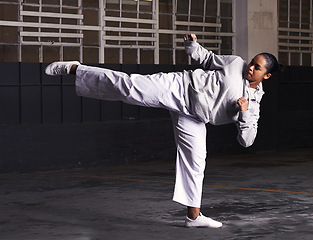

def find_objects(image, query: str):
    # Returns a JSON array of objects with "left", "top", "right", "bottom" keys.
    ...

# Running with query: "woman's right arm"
[
  {"left": 184, "top": 34, "right": 230, "bottom": 70},
  {"left": 184, "top": 34, "right": 214, "bottom": 68}
]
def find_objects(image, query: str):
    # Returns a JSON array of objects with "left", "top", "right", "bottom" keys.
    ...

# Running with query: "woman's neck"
[{"left": 249, "top": 80, "right": 262, "bottom": 89}]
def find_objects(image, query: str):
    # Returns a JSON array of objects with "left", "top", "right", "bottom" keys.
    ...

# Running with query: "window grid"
[
  {"left": 278, "top": 0, "right": 313, "bottom": 66},
  {"left": 18, "top": 0, "right": 84, "bottom": 62},
  {"left": 0, "top": 0, "right": 234, "bottom": 64}
]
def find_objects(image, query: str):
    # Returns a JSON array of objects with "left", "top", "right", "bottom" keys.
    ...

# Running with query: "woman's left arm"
[{"left": 236, "top": 97, "right": 260, "bottom": 147}]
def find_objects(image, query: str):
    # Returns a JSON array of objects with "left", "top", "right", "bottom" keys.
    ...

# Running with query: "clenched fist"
[
  {"left": 237, "top": 97, "right": 249, "bottom": 112},
  {"left": 184, "top": 34, "right": 197, "bottom": 41}
]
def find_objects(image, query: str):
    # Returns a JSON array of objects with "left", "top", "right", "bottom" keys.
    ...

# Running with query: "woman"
[{"left": 45, "top": 34, "right": 283, "bottom": 228}]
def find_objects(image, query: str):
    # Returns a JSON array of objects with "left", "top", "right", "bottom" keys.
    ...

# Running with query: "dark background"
[{"left": 0, "top": 62, "right": 312, "bottom": 173}]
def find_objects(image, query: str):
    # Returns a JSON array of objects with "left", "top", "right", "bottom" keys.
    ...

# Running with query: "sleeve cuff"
[
  {"left": 184, "top": 40, "right": 198, "bottom": 47},
  {"left": 238, "top": 110, "right": 249, "bottom": 122}
]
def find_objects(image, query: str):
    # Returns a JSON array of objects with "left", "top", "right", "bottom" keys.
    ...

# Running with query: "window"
[
  {"left": 0, "top": 0, "right": 234, "bottom": 64},
  {"left": 278, "top": 0, "right": 313, "bottom": 66}
]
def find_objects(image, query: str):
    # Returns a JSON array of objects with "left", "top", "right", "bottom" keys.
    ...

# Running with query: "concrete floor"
[{"left": 1, "top": 148, "right": 313, "bottom": 240}]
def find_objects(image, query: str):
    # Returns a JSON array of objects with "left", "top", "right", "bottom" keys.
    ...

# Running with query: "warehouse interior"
[{"left": 0, "top": 0, "right": 312, "bottom": 239}]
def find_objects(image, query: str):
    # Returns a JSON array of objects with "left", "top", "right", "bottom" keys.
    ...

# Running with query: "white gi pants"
[{"left": 76, "top": 65, "right": 207, "bottom": 208}]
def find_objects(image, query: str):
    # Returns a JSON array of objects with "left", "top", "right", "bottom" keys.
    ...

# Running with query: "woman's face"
[{"left": 245, "top": 54, "right": 271, "bottom": 85}]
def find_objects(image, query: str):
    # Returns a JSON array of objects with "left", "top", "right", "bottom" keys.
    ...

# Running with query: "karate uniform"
[{"left": 75, "top": 40, "right": 264, "bottom": 208}]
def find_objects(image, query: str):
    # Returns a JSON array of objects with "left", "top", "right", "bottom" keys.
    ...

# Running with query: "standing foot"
[{"left": 185, "top": 212, "right": 223, "bottom": 228}]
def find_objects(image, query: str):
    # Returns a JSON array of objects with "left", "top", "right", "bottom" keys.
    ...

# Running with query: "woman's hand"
[
  {"left": 237, "top": 97, "right": 249, "bottom": 112},
  {"left": 183, "top": 34, "right": 197, "bottom": 41}
]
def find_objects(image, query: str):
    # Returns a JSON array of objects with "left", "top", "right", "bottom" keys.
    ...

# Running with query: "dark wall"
[
  {"left": 276, "top": 66, "right": 313, "bottom": 148},
  {"left": 0, "top": 62, "right": 312, "bottom": 173}
]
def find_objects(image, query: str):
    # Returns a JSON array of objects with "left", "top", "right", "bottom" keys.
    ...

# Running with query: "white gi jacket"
[{"left": 183, "top": 40, "right": 265, "bottom": 147}]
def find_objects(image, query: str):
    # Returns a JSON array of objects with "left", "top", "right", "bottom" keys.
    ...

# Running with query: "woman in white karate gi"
[{"left": 45, "top": 34, "right": 283, "bottom": 228}]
